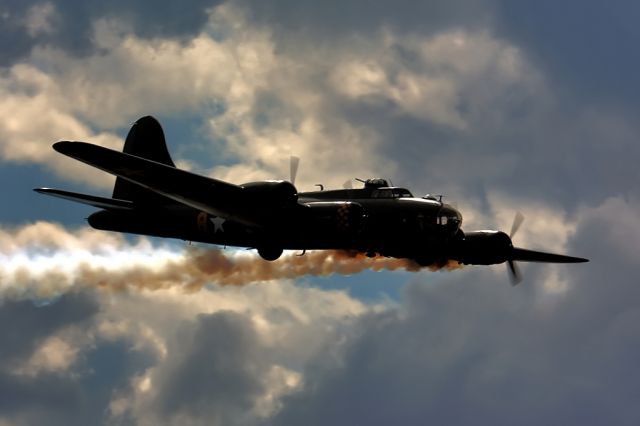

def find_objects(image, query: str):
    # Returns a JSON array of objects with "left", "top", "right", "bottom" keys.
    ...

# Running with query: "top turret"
[{"left": 362, "top": 178, "right": 390, "bottom": 189}]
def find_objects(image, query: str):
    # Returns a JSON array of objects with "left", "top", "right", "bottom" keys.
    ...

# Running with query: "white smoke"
[{"left": 0, "top": 222, "right": 460, "bottom": 301}]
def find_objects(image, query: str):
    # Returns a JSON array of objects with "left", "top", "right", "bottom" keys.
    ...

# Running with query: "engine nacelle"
[
  {"left": 453, "top": 230, "right": 513, "bottom": 265},
  {"left": 241, "top": 180, "right": 298, "bottom": 205}
]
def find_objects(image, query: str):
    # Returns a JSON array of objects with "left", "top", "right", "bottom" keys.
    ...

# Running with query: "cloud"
[
  {"left": 0, "top": 0, "right": 223, "bottom": 66},
  {"left": 0, "top": 257, "right": 382, "bottom": 425},
  {"left": 14, "top": 335, "right": 79, "bottom": 377},
  {"left": 0, "top": 6, "right": 262, "bottom": 187},
  {"left": 1, "top": 1, "right": 637, "bottom": 214},
  {"left": 0, "top": 182, "right": 633, "bottom": 426},
  {"left": 0, "top": 64, "right": 122, "bottom": 189},
  {"left": 100, "top": 281, "right": 380, "bottom": 425},
  {"left": 147, "top": 312, "right": 282, "bottom": 424},
  {"left": 0, "top": 199, "right": 602, "bottom": 425},
  {"left": 0, "top": 4, "right": 548, "bottom": 195},
  {"left": 269, "top": 196, "right": 639, "bottom": 426},
  {"left": 0, "top": 269, "right": 382, "bottom": 425},
  {"left": 3, "top": 1, "right": 635, "bottom": 215},
  {"left": 0, "top": 4, "right": 386, "bottom": 189},
  {"left": 0, "top": 294, "right": 98, "bottom": 367},
  {"left": 328, "top": 29, "right": 543, "bottom": 131},
  {"left": 23, "top": 2, "right": 58, "bottom": 38},
  {"left": 495, "top": 1, "right": 640, "bottom": 107},
  {"left": 0, "top": 293, "right": 101, "bottom": 425},
  {"left": 238, "top": 0, "right": 496, "bottom": 42},
  {"left": 1, "top": 1, "right": 639, "bottom": 424}
]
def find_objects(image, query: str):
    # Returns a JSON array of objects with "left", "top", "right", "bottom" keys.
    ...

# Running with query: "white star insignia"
[{"left": 209, "top": 217, "right": 226, "bottom": 233}]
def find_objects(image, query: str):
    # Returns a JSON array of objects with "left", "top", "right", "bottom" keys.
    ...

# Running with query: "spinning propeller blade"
[
  {"left": 507, "top": 212, "right": 525, "bottom": 285},
  {"left": 507, "top": 260, "right": 522, "bottom": 286},
  {"left": 290, "top": 156, "right": 300, "bottom": 185},
  {"left": 504, "top": 212, "right": 587, "bottom": 285},
  {"left": 510, "top": 211, "right": 524, "bottom": 238}
]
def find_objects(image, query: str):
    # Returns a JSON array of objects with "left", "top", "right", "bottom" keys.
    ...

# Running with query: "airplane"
[{"left": 35, "top": 116, "right": 588, "bottom": 284}]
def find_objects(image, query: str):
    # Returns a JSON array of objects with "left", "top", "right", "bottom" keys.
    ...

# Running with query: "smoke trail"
[{"left": 0, "top": 222, "right": 461, "bottom": 300}]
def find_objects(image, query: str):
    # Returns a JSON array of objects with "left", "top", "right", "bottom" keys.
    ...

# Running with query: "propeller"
[
  {"left": 343, "top": 179, "right": 353, "bottom": 189},
  {"left": 507, "top": 258, "right": 522, "bottom": 286},
  {"left": 507, "top": 211, "right": 525, "bottom": 285},
  {"left": 510, "top": 211, "right": 524, "bottom": 239},
  {"left": 290, "top": 156, "right": 300, "bottom": 185}
]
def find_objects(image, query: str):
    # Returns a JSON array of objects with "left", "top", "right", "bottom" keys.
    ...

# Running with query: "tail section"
[
  {"left": 112, "top": 116, "right": 176, "bottom": 204},
  {"left": 36, "top": 116, "right": 179, "bottom": 210}
]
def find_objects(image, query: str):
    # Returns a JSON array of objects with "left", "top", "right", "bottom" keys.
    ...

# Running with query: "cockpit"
[
  {"left": 438, "top": 206, "right": 462, "bottom": 232},
  {"left": 370, "top": 187, "right": 414, "bottom": 199}
]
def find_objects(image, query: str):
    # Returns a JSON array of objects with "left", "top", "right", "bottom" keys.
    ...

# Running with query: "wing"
[
  {"left": 511, "top": 247, "right": 588, "bottom": 263},
  {"left": 53, "top": 141, "right": 259, "bottom": 226}
]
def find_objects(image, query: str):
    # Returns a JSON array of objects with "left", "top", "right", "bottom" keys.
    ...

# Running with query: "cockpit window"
[
  {"left": 372, "top": 189, "right": 393, "bottom": 198},
  {"left": 371, "top": 188, "right": 413, "bottom": 199},
  {"left": 438, "top": 208, "right": 462, "bottom": 232},
  {"left": 393, "top": 188, "right": 413, "bottom": 198}
]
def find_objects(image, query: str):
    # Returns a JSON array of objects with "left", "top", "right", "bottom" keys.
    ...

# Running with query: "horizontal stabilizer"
[
  {"left": 52, "top": 141, "right": 256, "bottom": 226},
  {"left": 34, "top": 188, "right": 134, "bottom": 210},
  {"left": 511, "top": 247, "right": 588, "bottom": 263}
]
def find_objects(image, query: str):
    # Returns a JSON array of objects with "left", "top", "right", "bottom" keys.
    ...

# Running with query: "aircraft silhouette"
[{"left": 36, "top": 116, "right": 587, "bottom": 284}]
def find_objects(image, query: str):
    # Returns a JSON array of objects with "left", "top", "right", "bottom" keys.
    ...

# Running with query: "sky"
[{"left": 0, "top": 1, "right": 639, "bottom": 425}]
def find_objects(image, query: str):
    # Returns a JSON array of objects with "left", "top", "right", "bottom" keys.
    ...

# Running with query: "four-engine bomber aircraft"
[{"left": 36, "top": 116, "right": 588, "bottom": 284}]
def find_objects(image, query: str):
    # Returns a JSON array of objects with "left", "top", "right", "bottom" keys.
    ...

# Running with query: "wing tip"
[
  {"left": 555, "top": 254, "right": 589, "bottom": 263},
  {"left": 511, "top": 247, "right": 589, "bottom": 264},
  {"left": 53, "top": 140, "right": 76, "bottom": 153},
  {"left": 34, "top": 187, "right": 58, "bottom": 194}
]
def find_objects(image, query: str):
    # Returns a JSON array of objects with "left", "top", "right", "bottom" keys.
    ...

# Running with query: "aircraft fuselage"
[{"left": 87, "top": 187, "right": 462, "bottom": 265}]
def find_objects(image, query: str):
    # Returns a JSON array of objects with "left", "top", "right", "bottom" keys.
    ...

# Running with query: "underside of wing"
[
  {"left": 511, "top": 247, "right": 589, "bottom": 263},
  {"left": 34, "top": 188, "right": 134, "bottom": 210},
  {"left": 53, "top": 141, "right": 259, "bottom": 226}
]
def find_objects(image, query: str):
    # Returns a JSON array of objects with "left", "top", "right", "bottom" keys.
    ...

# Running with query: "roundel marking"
[{"left": 197, "top": 212, "right": 208, "bottom": 233}]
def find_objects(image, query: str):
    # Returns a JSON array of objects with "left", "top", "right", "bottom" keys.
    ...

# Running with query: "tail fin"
[{"left": 112, "top": 116, "right": 176, "bottom": 204}]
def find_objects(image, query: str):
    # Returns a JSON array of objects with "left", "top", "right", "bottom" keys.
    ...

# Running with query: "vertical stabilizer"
[{"left": 112, "top": 116, "right": 176, "bottom": 203}]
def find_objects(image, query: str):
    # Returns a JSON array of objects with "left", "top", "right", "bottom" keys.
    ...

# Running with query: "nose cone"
[
  {"left": 495, "top": 231, "right": 514, "bottom": 249},
  {"left": 454, "top": 230, "right": 515, "bottom": 265}
]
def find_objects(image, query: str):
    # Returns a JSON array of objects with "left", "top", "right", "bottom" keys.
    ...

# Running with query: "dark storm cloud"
[
  {"left": 244, "top": 0, "right": 638, "bottom": 108},
  {"left": 0, "top": 2, "right": 34, "bottom": 66},
  {"left": 325, "top": 54, "right": 636, "bottom": 215},
  {"left": 231, "top": 0, "right": 640, "bottom": 214},
  {"left": 238, "top": 0, "right": 639, "bottom": 111},
  {"left": 239, "top": 0, "right": 494, "bottom": 39},
  {"left": 0, "top": 292, "right": 158, "bottom": 425},
  {"left": 0, "top": 294, "right": 99, "bottom": 424},
  {"left": 310, "top": 8, "right": 638, "bottom": 214},
  {"left": 0, "top": 0, "right": 222, "bottom": 66},
  {"left": 0, "top": 293, "right": 98, "bottom": 362},
  {"left": 2, "top": 0, "right": 634, "bottom": 214},
  {"left": 150, "top": 311, "right": 273, "bottom": 424},
  {"left": 495, "top": 0, "right": 640, "bottom": 107},
  {"left": 270, "top": 199, "right": 640, "bottom": 426},
  {"left": 364, "top": 98, "right": 640, "bottom": 213},
  {"left": 1, "top": 1, "right": 638, "bottom": 424}
]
